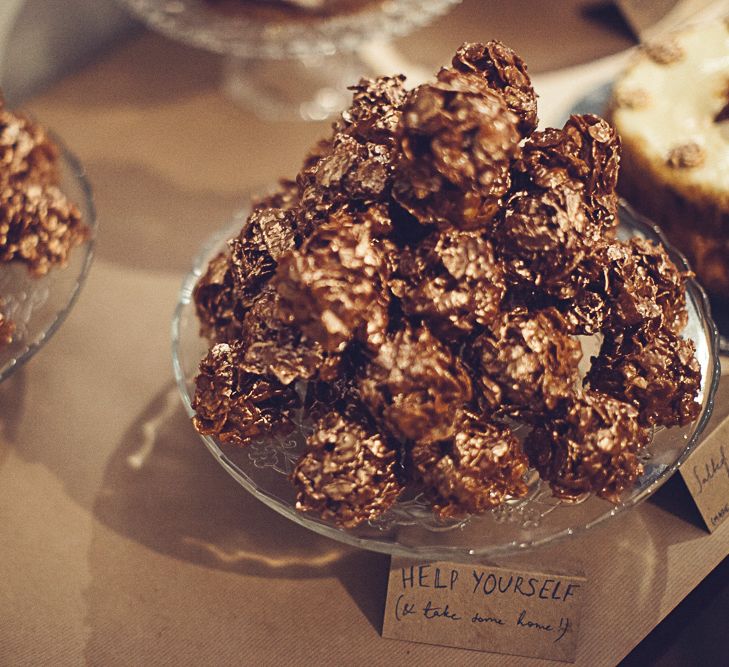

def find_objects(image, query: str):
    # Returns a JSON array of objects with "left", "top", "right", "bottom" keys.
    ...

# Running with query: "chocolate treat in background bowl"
[
  {"left": 608, "top": 20, "right": 729, "bottom": 350},
  {"left": 172, "top": 40, "right": 720, "bottom": 558},
  {"left": 0, "top": 95, "right": 96, "bottom": 382}
]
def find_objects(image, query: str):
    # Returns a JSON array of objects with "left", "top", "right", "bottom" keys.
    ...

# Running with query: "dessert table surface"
[{"left": 1, "top": 11, "right": 728, "bottom": 666}]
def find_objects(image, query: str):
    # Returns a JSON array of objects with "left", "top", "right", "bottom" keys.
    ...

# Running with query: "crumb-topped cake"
[
  {"left": 191, "top": 41, "right": 702, "bottom": 528},
  {"left": 610, "top": 21, "right": 729, "bottom": 295}
]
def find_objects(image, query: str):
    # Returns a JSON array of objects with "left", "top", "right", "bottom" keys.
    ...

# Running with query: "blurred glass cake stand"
[
  {"left": 119, "top": 0, "right": 460, "bottom": 120},
  {"left": 171, "top": 202, "right": 720, "bottom": 560},
  {"left": 0, "top": 142, "right": 97, "bottom": 382}
]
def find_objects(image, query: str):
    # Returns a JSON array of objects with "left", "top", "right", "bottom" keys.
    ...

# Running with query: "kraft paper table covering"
[{"left": 1, "top": 30, "right": 728, "bottom": 667}]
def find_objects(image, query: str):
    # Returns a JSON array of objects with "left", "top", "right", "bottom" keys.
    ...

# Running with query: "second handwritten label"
[{"left": 680, "top": 414, "right": 729, "bottom": 532}]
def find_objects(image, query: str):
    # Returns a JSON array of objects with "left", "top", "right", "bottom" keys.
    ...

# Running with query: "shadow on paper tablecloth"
[
  {"left": 77, "top": 381, "right": 709, "bottom": 663},
  {"left": 31, "top": 33, "right": 224, "bottom": 112},
  {"left": 86, "top": 383, "right": 389, "bottom": 636},
  {"left": 0, "top": 369, "right": 27, "bottom": 465},
  {"left": 647, "top": 474, "right": 705, "bottom": 531},
  {"left": 85, "top": 159, "right": 242, "bottom": 273}
]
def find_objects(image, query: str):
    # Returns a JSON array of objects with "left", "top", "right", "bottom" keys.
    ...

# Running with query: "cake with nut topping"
[{"left": 610, "top": 21, "right": 729, "bottom": 295}]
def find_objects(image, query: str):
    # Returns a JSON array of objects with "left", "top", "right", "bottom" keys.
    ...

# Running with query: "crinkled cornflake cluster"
[
  {"left": 192, "top": 340, "right": 301, "bottom": 447},
  {"left": 0, "top": 97, "right": 89, "bottom": 346},
  {"left": 411, "top": 410, "right": 529, "bottom": 518},
  {"left": 192, "top": 41, "right": 702, "bottom": 528},
  {"left": 292, "top": 411, "right": 403, "bottom": 528},
  {"left": 525, "top": 391, "right": 650, "bottom": 502}
]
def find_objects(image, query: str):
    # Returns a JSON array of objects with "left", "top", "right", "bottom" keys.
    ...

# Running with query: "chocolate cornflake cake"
[
  {"left": 191, "top": 41, "right": 702, "bottom": 528},
  {"left": 193, "top": 251, "right": 241, "bottom": 342},
  {"left": 517, "top": 113, "right": 620, "bottom": 232},
  {"left": 392, "top": 68, "right": 521, "bottom": 229},
  {"left": 358, "top": 323, "right": 472, "bottom": 445},
  {"left": 0, "top": 105, "right": 59, "bottom": 188},
  {"left": 525, "top": 391, "right": 649, "bottom": 503},
  {"left": 292, "top": 411, "right": 403, "bottom": 528},
  {"left": 274, "top": 213, "right": 391, "bottom": 353},
  {"left": 469, "top": 307, "right": 582, "bottom": 421},
  {"left": 586, "top": 326, "right": 701, "bottom": 428},
  {"left": 0, "top": 184, "right": 87, "bottom": 276},
  {"left": 451, "top": 41, "right": 538, "bottom": 136},
  {"left": 598, "top": 238, "right": 689, "bottom": 334},
  {"left": 392, "top": 228, "right": 505, "bottom": 339},
  {"left": 236, "top": 284, "right": 336, "bottom": 385},
  {"left": 411, "top": 411, "right": 529, "bottom": 518},
  {"left": 0, "top": 97, "right": 90, "bottom": 347},
  {"left": 192, "top": 340, "right": 300, "bottom": 447}
]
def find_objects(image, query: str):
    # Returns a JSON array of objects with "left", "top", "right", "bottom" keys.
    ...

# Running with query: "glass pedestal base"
[{"left": 222, "top": 50, "right": 369, "bottom": 121}]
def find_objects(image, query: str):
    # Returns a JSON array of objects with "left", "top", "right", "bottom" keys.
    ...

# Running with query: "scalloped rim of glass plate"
[
  {"left": 0, "top": 141, "right": 98, "bottom": 384},
  {"left": 171, "top": 201, "right": 720, "bottom": 559},
  {"left": 120, "top": 0, "right": 463, "bottom": 59}
]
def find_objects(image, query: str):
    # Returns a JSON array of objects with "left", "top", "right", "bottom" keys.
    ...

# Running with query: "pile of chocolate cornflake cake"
[
  {"left": 192, "top": 41, "right": 702, "bottom": 528},
  {"left": 0, "top": 96, "right": 89, "bottom": 346}
]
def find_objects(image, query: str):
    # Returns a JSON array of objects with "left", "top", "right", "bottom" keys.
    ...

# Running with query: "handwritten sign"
[
  {"left": 680, "top": 414, "right": 729, "bottom": 533},
  {"left": 382, "top": 558, "right": 586, "bottom": 662}
]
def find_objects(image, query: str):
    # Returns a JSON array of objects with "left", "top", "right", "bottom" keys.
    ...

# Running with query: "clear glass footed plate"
[
  {"left": 0, "top": 144, "right": 97, "bottom": 383},
  {"left": 120, "top": 0, "right": 462, "bottom": 60},
  {"left": 119, "top": 0, "right": 462, "bottom": 120},
  {"left": 171, "top": 202, "right": 720, "bottom": 559}
]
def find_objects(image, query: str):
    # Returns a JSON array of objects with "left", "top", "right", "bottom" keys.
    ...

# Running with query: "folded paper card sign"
[
  {"left": 383, "top": 558, "right": 587, "bottom": 663},
  {"left": 680, "top": 413, "right": 729, "bottom": 533}
]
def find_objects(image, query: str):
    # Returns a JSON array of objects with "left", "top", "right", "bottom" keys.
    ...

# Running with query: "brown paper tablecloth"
[{"left": 0, "top": 21, "right": 728, "bottom": 667}]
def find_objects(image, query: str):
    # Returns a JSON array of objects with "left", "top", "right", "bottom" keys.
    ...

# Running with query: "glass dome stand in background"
[
  {"left": 224, "top": 40, "right": 431, "bottom": 121},
  {"left": 119, "top": 0, "right": 459, "bottom": 121},
  {"left": 222, "top": 48, "right": 370, "bottom": 121}
]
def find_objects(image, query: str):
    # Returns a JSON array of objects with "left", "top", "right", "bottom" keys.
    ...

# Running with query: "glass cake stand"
[
  {"left": 0, "top": 143, "right": 97, "bottom": 383},
  {"left": 171, "top": 203, "right": 720, "bottom": 560},
  {"left": 118, "top": 0, "right": 460, "bottom": 120}
]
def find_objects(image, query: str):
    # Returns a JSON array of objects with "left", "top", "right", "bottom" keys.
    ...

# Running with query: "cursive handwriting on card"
[
  {"left": 691, "top": 445, "right": 729, "bottom": 496},
  {"left": 681, "top": 415, "right": 729, "bottom": 532}
]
